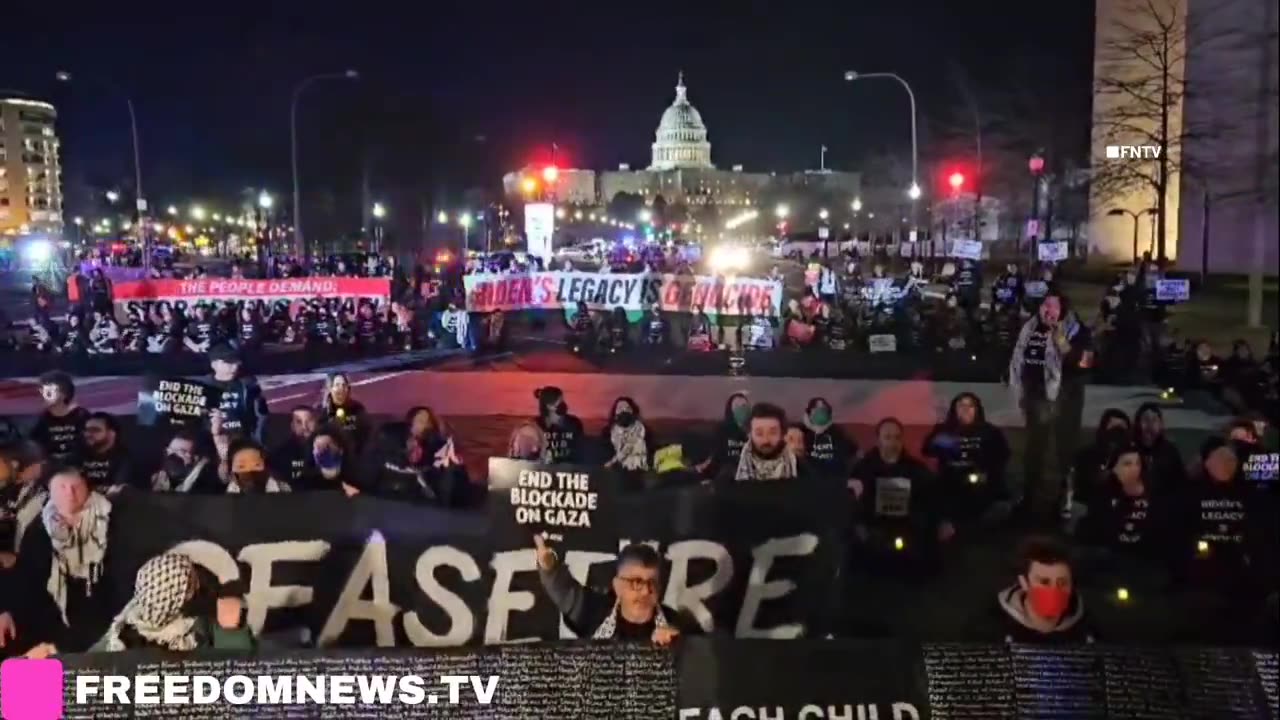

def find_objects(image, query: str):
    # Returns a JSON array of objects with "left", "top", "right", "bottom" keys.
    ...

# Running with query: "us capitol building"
[{"left": 503, "top": 73, "right": 860, "bottom": 213}]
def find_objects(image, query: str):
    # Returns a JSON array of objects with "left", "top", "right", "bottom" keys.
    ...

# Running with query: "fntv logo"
[{"left": 1106, "top": 145, "right": 1163, "bottom": 159}]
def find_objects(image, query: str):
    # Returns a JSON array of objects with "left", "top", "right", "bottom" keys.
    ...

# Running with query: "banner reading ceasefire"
[{"left": 463, "top": 272, "right": 784, "bottom": 317}]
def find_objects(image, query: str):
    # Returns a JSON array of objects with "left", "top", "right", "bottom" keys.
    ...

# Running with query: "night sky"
[{"left": 4, "top": 1, "right": 1094, "bottom": 218}]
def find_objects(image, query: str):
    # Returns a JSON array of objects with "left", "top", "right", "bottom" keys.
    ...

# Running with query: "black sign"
[
  {"left": 486, "top": 459, "right": 618, "bottom": 544},
  {"left": 137, "top": 376, "right": 222, "bottom": 428}
]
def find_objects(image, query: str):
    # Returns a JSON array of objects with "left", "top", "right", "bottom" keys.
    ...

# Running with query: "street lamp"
[
  {"left": 190, "top": 205, "right": 206, "bottom": 221},
  {"left": 258, "top": 191, "right": 274, "bottom": 210},
  {"left": 844, "top": 70, "right": 919, "bottom": 206},
  {"left": 436, "top": 210, "right": 448, "bottom": 224},
  {"left": 105, "top": 190, "right": 120, "bottom": 204},
  {"left": 521, "top": 177, "right": 538, "bottom": 196},
  {"left": 1107, "top": 207, "right": 1158, "bottom": 262},
  {"left": 56, "top": 71, "right": 146, "bottom": 231},
  {"left": 555, "top": 207, "right": 567, "bottom": 220},
  {"left": 852, "top": 198, "right": 863, "bottom": 213},
  {"left": 371, "top": 202, "right": 386, "bottom": 220},
  {"left": 371, "top": 202, "right": 387, "bottom": 252},
  {"left": 291, "top": 69, "right": 359, "bottom": 263},
  {"left": 775, "top": 204, "right": 790, "bottom": 220},
  {"left": 638, "top": 208, "right": 652, "bottom": 223},
  {"left": 819, "top": 208, "right": 830, "bottom": 221},
  {"left": 459, "top": 212, "right": 473, "bottom": 252},
  {"left": 166, "top": 205, "right": 177, "bottom": 216}
]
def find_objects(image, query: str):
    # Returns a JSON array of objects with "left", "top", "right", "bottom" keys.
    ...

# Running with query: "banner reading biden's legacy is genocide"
[{"left": 463, "top": 271, "right": 784, "bottom": 317}]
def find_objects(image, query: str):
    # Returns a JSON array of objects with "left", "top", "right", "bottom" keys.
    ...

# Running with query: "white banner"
[
  {"left": 1038, "top": 241, "right": 1068, "bottom": 262},
  {"left": 525, "top": 203, "right": 554, "bottom": 261},
  {"left": 950, "top": 239, "right": 983, "bottom": 260},
  {"left": 464, "top": 271, "right": 784, "bottom": 317}
]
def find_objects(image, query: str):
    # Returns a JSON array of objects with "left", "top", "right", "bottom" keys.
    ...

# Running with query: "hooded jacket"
[
  {"left": 1072, "top": 409, "right": 1132, "bottom": 508},
  {"left": 702, "top": 393, "right": 749, "bottom": 478},
  {"left": 922, "top": 393, "right": 1011, "bottom": 515},
  {"left": 1132, "top": 403, "right": 1188, "bottom": 495},
  {"left": 990, "top": 585, "right": 1093, "bottom": 644}
]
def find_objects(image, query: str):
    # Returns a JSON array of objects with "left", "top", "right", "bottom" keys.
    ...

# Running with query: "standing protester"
[
  {"left": 801, "top": 397, "right": 857, "bottom": 480},
  {"left": 724, "top": 403, "right": 800, "bottom": 483},
  {"left": 534, "top": 387, "right": 584, "bottom": 464},
  {"left": 1009, "top": 293, "right": 1074, "bottom": 526},
  {"left": 697, "top": 392, "right": 750, "bottom": 478},
  {"left": 318, "top": 372, "right": 369, "bottom": 453},
  {"left": 150, "top": 430, "right": 221, "bottom": 494},
  {"left": 987, "top": 537, "right": 1093, "bottom": 643},
  {"left": 30, "top": 371, "right": 90, "bottom": 464},
  {"left": 79, "top": 413, "right": 137, "bottom": 491},
  {"left": 601, "top": 397, "right": 656, "bottom": 474},
  {"left": 1133, "top": 404, "right": 1188, "bottom": 494},
  {"left": 4, "top": 468, "right": 117, "bottom": 655},
  {"left": 922, "top": 392, "right": 1012, "bottom": 531},
  {"left": 269, "top": 407, "right": 320, "bottom": 488},
  {"left": 534, "top": 535, "right": 694, "bottom": 643},
  {"left": 225, "top": 440, "right": 291, "bottom": 494},
  {"left": 206, "top": 344, "right": 269, "bottom": 442},
  {"left": 1051, "top": 302, "right": 1094, "bottom": 480}
]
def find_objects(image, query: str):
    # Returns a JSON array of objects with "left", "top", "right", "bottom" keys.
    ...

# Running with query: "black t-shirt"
[
  {"left": 1106, "top": 491, "right": 1156, "bottom": 548},
  {"left": 807, "top": 426, "right": 855, "bottom": 478},
  {"left": 188, "top": 320, "right": 213, "bottom": 344},
  {"left": 270, "top": 438, "right": 316, "bottom": 487},
  {"left": 79, "top": 446, "right": 133, "bottom": 489},
  {"left": 31, "top": 406, "right": 90, "bottom": 462},
  {"left": 1021, "top": 324, "right": 1051, "bottom": 399},
  {"left": 209, "top": 377, "right": 266, "bottom": 439},
  {"left": 538, "top": 415, "right": 585, "bottom": 464}
]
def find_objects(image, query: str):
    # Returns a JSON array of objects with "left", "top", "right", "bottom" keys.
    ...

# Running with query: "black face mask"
[
  {"left": 615, "top": 411, "right": 636, "bottom": 428},
  {"left": 163, "top": 454, "right": 192, "bottom": 478},
  {"left": 234, "top": 470, "right": 269, "bottom": 491}
]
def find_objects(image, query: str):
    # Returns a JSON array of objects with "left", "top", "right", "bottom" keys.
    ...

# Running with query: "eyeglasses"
[{"left": 617, "top": 576, "right": 658, "bottom": 593}]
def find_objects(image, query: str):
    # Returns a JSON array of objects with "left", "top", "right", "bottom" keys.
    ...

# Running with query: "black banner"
[
  {"left": 137, "top": 376, "right": 222, "bottom": 428},
  {"left": 24, "top": 641, "right": 1278, "bottom": 719},
  {"left": 101, "top": 480, "right": 847, "bottom": 647},
  {"left": 486, "top": 459, "right": 619, "bottom": 544}
]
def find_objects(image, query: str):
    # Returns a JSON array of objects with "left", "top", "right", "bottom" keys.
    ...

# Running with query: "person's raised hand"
[
  {"left": 847, "top": 479, "right": 864, "bottom": 500},
  {"left": 651, "top": 626, "right": 680, "bottom": 647},
  {"left": 341, "top": 482, "right": 360, "bottom": 498},
  {"left": 533, "top": 534, "right": 558, "bottom": 571},
  {"left": 216, "top": 597, "right": 244, "bottom": 629},
  {"left": 24, "top": 642, "right": 57, "bottom": 659}
]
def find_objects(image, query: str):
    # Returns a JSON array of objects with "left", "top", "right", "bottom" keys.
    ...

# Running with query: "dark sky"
[{"left": 5, "top": 1, "right": 1094, "bottom": 216}]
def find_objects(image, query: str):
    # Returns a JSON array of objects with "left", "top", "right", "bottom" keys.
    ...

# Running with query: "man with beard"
[
  {"left": 534, "top": 535, "right": 695, "bottom": 644},
  {"left": 696, "top": 392, "right": 750, "bottom": 478},
  {"left": 534, "top": 387, "right": 585, "bottom": 464},
  {"left": 923, "top": 392, "right": 1011, "bottom": 531},
  {"left": 719, "top": 403, "right": 801, "bottom": 484},
  {"left": 850, "top": 418, "right": 953, "bottom": 573},
  {"left": 29, "top": 371, "right": 90, "bottom": 464},
  {"left": 79, "top": 413, "right": 138, "bottom": 491},
  {"left": 1133, "top": 404, "right": 1188, "bottom": 494},
  {"left": 206, "top": 344, "right": 268, "bottom": 442},
  {"left": 269, "top": 406, "right": 320, "bottom": 488}
]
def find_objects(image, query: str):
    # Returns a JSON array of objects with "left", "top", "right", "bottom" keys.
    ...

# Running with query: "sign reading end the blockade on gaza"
[
  {"left": 486, "top": 458, "right": 618, "bottom": 544},
  {"left": 138, "top": 375, "right": 222, "bottom": 428},
  {"left": 463, "top": 271, "right": 783, "bottom": 317}
]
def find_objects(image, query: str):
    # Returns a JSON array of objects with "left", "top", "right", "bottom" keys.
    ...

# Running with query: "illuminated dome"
[{"left": 650, "top": 72, "right": 714, "bottom": 170}]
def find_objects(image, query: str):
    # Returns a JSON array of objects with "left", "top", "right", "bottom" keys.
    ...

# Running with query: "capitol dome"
[{"left": 650, "top": 73, "right": 714, "bottom": 170}]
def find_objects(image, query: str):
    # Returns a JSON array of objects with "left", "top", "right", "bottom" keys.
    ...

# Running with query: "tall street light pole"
[
  {"left": 291, "top": 70, "right": 359, "bottom": 265},
  {"left": 844, "top": 71, "right": 920, "bottom": 202}
]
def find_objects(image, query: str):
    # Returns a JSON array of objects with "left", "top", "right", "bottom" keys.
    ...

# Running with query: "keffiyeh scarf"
[
  {"left": 734, "top": 445, "right": 798, "bottom": 481},
  {"left": 12, "top": 482, "right": 47, "bottom": 551},
  {"left": 42, "top": 492, "right": 112, "bottom": 625},
  {"left": 151, "top": 459, "right": 210, "bottom": 493},
  {"left": 610, "top": 422, "right": 649, "bottom": 471},
  {"left": 100, "top": 553, "right": 199, "bottom": 652},
  {"left": 592, "top": 600, "right": 669, "bottom": 639}
]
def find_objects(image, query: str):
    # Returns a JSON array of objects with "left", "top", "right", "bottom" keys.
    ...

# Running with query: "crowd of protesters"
[{"left": 1, "top": 339, "right": 1277, "bottom": 657}]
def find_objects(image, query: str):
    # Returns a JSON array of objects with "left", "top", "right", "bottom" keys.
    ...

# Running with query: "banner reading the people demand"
[
  {"left": 93, "top": 277, "right": 391, "bottom": 316},
  {"left": 463, "top": 271, "right": 784, "bottom": 317}
]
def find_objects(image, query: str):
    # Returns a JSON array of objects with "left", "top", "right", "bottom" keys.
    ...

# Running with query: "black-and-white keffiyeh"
[
  {"left": 13, "top": 482, "right": 47, "bottom": 552},
  {"left": 592, "top": 600, "right": 669, "bottom": 639},
  {"left": 226, "top": 477, "right": 291, "bottom": 493},
  {"left": 609, "top": 422, "right": 649, "bottom": 471},
  {"left": 100, "top": 553, "right": 199, "bottom": 652},
  {"left": 734, "top": 445, "right": 798, "bottom": 481},
  {"left": 42, "top": 492, "right": 112, "bottom": 625},
  {"left": 151, "top": 459, "right": 210, "bottom": 493}
]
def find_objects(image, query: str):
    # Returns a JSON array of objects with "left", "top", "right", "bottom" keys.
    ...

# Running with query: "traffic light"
[{"left": 542, "top": 165, "right": 559, "bottom": 184}]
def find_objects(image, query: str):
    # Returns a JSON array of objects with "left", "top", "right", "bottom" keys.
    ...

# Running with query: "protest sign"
[
  {"left": 950, "top": 239, "right": 983, "bottom": 260},
  {"left": 486, "top": 459, "right": 617, "bottom": 544},
  {"left": 1156, "top": 278, "right": 1191, "bottom": 302},
  {"left": 463, "top": 271, "right": 783, "bottom": 317},
  {"left": 1024, "top": 280, "right": 1049, "bottom": 299},
  {"left": 137, "top": 376, "right": 222, "bottom": 427},
  {"left": 1038, "top": 240, "right": 1068, "bottom": 262},
  {"left": 868, "top": 334, "right": 897, "bottom": 353},
  {"left": 85, "top": 277, "right": 391, "bottom": 317}
]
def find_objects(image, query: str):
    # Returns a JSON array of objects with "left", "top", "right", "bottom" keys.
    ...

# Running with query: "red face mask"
[{"left": 1027, "top": 585, "right": 1071, "bottom": 620}]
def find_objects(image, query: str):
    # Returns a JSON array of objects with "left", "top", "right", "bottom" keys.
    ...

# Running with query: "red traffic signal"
[
  {"left": 542, "top": 165, "right": 560, "bottom": 183},
  {"left": 948, "top": 172, "right": 965, "bottom": 191}
]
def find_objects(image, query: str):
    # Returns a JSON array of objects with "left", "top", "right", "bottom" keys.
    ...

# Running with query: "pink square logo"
[{"left": 1, "top": 658, "right": 64, "bottom": 720}]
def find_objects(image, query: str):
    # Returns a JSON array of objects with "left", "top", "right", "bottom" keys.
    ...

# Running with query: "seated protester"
[
  {"left": 150, "top": 430, "right": 221, "bottom": 494},
  {"left": 87, "top": 310, "right": 120, "bottom": 354},
  {"left": 534, "top": 535, "right": 697, "bottom": 644},
  {"left": 183, "top": 304, "right": 215, "bottom": 353},
  {"left": 922, "top": 392, "right": 1011, "bottom": 529},
  {"left": 406, "top": 406, "right": 453, "bottom": 468},
  {"left": 785, "top": 422, "right": 809, "bottom": 460},
  {"left": 206, "top": 344, "right": 269, "bottom": 442},
  {"left": 360, "top": 422, "right": 462, "bottom": 506},
  {"left": 720, "top": 402, "right": 802, "bottom": 484},
  {"left": 567, "top": 301, "right": 595, "bottom": 351},
  {"left": 988, "top": 536, "right": 1094, "bottom": 644},
  {"left": 0, "top": 442, "right": 47, "bottom": 570},
  {"left": 1220, "top": 339, "right": 1265, "bottom": 412},
  {"left": 60, "top": 313, "right": 88, "bottom": 354},
  {"left": 686, "top": 305, "right": 714, "bottom": 351},
  {"left": 602, "top": 307, "right": 630, "bottom": 352},
  {"left": 308, "top": 428, "right": 361, "bottom": 496},
  {"left": 88, "top": 553, "right": 252, "bottom": 653},
  {"left": 508, "top": 422, "right": 550, "bottom": 462},
  {"left": 1176, "top": 438, "right": 1265, "bottom": 592},
  {"left": 225, "top": 439, "right": 291, "bottom": 494},
  {"left": 601, "top": 397, "right": 656, "bottom": 474},
  {"left": 235, "top": 305, "right": 263, "bottom": 352},
  {"left": 1072, "top": 409, "right": 1131, "bottom": 510},
  {"left": 534, "top": 386, "right": 585, "bottom": 464},
  {"left": 269, "top": 406, "right": 320, "bottom": 488},
  {"left": 79, "top": 412, "right": 139, "bottom": 492},
  {"left": 1133, "top": 403, "right": 1188, "bottom": 495},
  {"left": 696, "top": 392, "right": 750, "bottom": 478},
  {"left": 1078, "top": 443, "right": 1171, "bottom": 563},
  {"left": 29, "top": 371, "right": 90, "bottom": 464},
  {"left": 1184, "top": 340, "right": 1224, "bottom": 392},
  {"left": 850, "top": 418, "right": 953, "bottom": 567},
  {"left": 317, "top": 372, "right": 369, "bottom": 454},
  {"left": 641, "top": 303, "right": 667, "bottom": 346},
  {"left": 354, "top": 302, "right": 382, "bottom": 352},
  {"left": 3, "top": 468, "right": 117, "bottom": 654},
  {"left": 803, "top": 394, "right": 855, "bottom": 479},
  {"left": 118, "top": 311, "right": 148, "bottom": 352}
]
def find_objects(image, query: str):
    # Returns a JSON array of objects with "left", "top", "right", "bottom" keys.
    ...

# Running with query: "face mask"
[
  {"left": 809, "top": 408, "right": 831, "bottom": 426},
  {"left": 234, "top": 470, "right": 268, "bottom": 490},
  {"left": 1027, "top": 585, "right": 1071, "bottom": 620},
  {"left": 163, "top": 454, "right": 192, "bottom": 478},
  {"left": 314, "top": 449, "right": 343, "bottom": 471},
  {"left": 615, "top": 411, "right": 636, "bottom": 428},
  {"left": 731, "top": 405, "right": 750, "bottom": 426}
]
